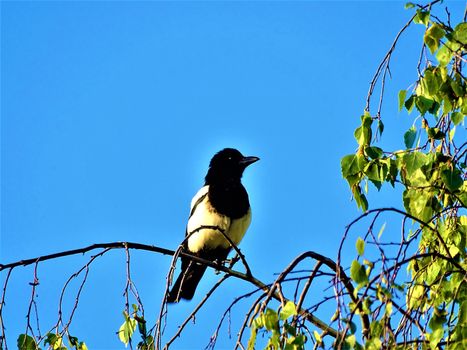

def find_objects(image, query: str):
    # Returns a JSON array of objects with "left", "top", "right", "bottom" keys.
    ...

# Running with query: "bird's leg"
[
  {"left": 213, "top": 258, "right": 223, "bottom": 275},
  {"left": 213, "top": 255, "right": 240, "bottom": 274}
]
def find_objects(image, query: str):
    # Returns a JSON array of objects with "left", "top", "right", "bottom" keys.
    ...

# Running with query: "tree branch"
[{"left": 1, "top": 241, "right": 342, "bottom": 340}]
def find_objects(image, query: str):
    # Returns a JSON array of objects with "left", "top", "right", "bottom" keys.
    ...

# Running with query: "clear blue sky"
[{"left": 2, "top": 1, "right": 465, "bottom": 349}]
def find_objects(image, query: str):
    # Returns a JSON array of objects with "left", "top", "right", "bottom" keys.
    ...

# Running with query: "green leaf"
[
  {"left": 407, "top": 168, "right": 429, "bottom": 187},
  {"left": 407, "top": 284, "right": 425, "bottom": 309},
  {"left": 442, "top": 95, "right": 454, "bottom": 115},
  {"left": 404, "top": 127, "right": 417, "bottom": 148},
  {"left": 422, "top": 69, "right": 440, "bottom": 97},
  {"left": 404, "top": 94, "right": 415, "bottom": 112},
  {"left": 357, "top": 154, "right": 368, "bottom": 172},
  {"left": 441, "top": 168, "right": 463, "bottom": 192},
  {"left": 426, "top": 261, "right": 442, "bottom": 284},
  {"left": 356, "top": 237, "right": 365, "bottom": 256},
  {"left": 252, "top": 315, "right": 263, "bottom": 329},
  {"left": 313, "top": 330, "right": 322, "bottom": 343},
  {"left": 118, "top": 315, "right": 137, "bottom": 346},
  {"left": 429, "top": 311, "right": 447, "bottom": 348},
  {"left": 385, "top": 302, "right": 393, "bottom": 316},
  {"left": 17, "top": 334, "right": 39, "bottom": 350},
  {"left": 45, "top": 334, "right": 67, "bottom": 350},
  {"left": 350, "top": 260, "right": 368, "bottom": 284},
  {"left": 353, "top": 114, "right": 373, "bottom": 147},
  {"left": 247, "top": 324, "right": 258, "bottom": 350},
  {"left": 424, "top": 23, "right": 445, "bottom": 54},
  {"left": 263, "top": 308, "right": 279, "bottom": 331},
  {"left": 266, "top": 330, "right": 280, "bottom": 349},
  {"left": 436, "top": 45, "right": 452, "bottom": 67},
  {"left": 352, "top": 185, "right": 368, "bottom": 212},
  {"left": 415, "top": 95, "right": 435, "bottom": 115},
  {"left": 427, "top": 127, "right": 445, "bottom": 140},
  {"left": 341, "top": 155, "right": 359, "bottom": 178},
  {"left": 370, "top": 320, "right": 384, "bottom": 338},
  {"left": 453, "top": 22, "right": 467, "bottom": 45},
  {"left": 414, "top": 9, "right": 430, "bottom": 26},
  {"left": 451, "top": 111, "right": 464, "bottom": 126},
  {"left": 354, "top": 125, "right": 371, "bottom": 146},
  {"left": 402, "top": 152, "right": 428, "bottom": 176},
  {"left": 365, "top": 161, "right": 382, "bottom": 182},
  {"left": 364, "top": 146, "right": 383, "bottom": 160},
  {"left": 377, "top": 119, "right": 384, "bottom": 136},
  {"left": 458, "top": 301, "right": 467, "bottom": 326},
  {"left": 44, "top": 333, "right": 59, "bottom": 347},
  {"left": 279, "top": 301, "right": 297, "bottom": 320},
  {"left": 450, "top": 78, "right": 464, "bottom": 97},
  {"left": 398, "top": 90, "right": 407, "bottom": 111},
  {"left": 404, "top": 2, "right": 415, "bottom": 9}
]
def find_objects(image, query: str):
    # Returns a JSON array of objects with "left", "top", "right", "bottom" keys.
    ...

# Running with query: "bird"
[{"left": 167, "top": 148, "right": 259, "bottom": 303}]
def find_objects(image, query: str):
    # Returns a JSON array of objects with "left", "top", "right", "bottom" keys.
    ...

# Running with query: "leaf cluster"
[
  {"left": 17, "top": 333, "right": 87, "bottom": 350},
  {"left": 247, "top": 301, "right": 306, "bottom": 350},
  {"left": 118, "top": 304, "right": 154, "bottom": 350},
  {"left": 340, "top": 2, "right": 467, "bottom": 349}
]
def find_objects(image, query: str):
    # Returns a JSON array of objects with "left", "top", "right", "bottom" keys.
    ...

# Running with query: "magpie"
[{"left": 167, "top": 148, "right": 259, "bottom": 303}]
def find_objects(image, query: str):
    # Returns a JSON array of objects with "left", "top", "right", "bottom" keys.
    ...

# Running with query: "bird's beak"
[{"left": 240, "top": 156, "right": 260, "bottom": 167}]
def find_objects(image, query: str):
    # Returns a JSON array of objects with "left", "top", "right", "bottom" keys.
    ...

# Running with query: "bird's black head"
[{"left": 205, "top": 148, "right": 259, "bottom": 185}]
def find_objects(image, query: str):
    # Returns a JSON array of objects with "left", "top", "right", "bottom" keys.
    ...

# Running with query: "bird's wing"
[
  {"left": 188, "top": 186, "right": 209, "bottom": 220},
  {"left": 186, "top": 186, "right": 232, "bottom": 253}
]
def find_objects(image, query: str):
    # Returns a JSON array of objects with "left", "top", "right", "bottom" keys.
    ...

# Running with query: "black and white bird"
[{"left": 167, "top": 148, "right": 259, "bottom": 303}]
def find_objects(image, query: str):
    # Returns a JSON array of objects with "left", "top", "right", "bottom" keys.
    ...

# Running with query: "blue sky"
[{"left": 2, "top": 1, "right": 465, "bottom": 349}]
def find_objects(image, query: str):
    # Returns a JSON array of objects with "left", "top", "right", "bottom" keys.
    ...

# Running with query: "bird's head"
[{"left": 205, "top": 148, "right": 259, "bottom": 184}]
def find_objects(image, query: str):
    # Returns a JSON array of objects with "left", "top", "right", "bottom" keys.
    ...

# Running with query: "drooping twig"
[
  {"left": 0, "top": 267, "right": 13, "bottom": 350},
  {"left": 163, "top": 274, "right": 230, "bottom": 349},
  {"left": 24, "top": 261, "right": 40, "bottom": 341},
  {"left": 206, "top": 286, "right": 264, "bottom": 350},
  {"left": 365, "top": 1, "right": 441, "bottom": 115},
  {"left": 56, "top": 248, "right": 111, "bottom": 339}
]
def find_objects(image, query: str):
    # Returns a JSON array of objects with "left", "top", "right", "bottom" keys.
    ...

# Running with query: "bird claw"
[{"left": 214, "top": 258, "right": 230, "bottom": 274}]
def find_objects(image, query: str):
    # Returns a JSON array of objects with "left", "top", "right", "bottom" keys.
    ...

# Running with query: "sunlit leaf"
[
  {"left": 118, "top": 315, "right": 137, "bottom": 346},
  {"left": 356, "top": 237, "right": 365, "bottom": 256},
  {"left": 402, "top": 152, "right": 428, "bottom": 176},
  {"left": 424, "top": 23, "right": 445, "bottom": 54},
  {"left": 451, "top": 111, "right": 464, "bottom": 126},
  {"left": 279, "top": 301, "right": 297, "bottom": 320},
  {"left": 414, "top": 9, "right": 430, "bottom": 26},
  {"left": 398, "top": 90, "right": 407, "bottom": 111},
  {"left": 350, "top": 260, "right": 368, "bottom": 284},
  {"left": 453, "top": 22, "right": 467, "bottom": 44},
  {"left": 436, "top": 45, "right": 452, "bottom": 66}
]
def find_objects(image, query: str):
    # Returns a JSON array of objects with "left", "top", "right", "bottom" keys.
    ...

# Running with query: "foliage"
[
  {"left": 340, "top": 2, "right": 467, "bottom": 349},
  {"left": 117, "top": 304, "right": 154, "bottom": 350},
  {"left": 16, "top": 333, "right": 87, "bottom": 350},
  {"left": 247, "top": 301, "right": 306, "bottom": 350}
]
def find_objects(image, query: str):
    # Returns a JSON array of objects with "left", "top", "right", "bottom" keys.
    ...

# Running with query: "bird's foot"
[{"left": 213, "top": 258, "right": 230, "bottom": 274}]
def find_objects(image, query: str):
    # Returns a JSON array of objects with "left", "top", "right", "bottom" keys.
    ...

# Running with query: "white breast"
[{"left": 186, "top": 186, "right": 252, "bottom": 253}]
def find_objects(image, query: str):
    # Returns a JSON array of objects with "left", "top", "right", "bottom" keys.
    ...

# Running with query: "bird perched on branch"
[{"left": 167, "top": 148, "right": 259, "bottom": 303}]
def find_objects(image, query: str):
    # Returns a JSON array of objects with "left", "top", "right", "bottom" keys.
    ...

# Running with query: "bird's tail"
[{"left": 167, "top": 261, "right": 207, "bottom": 303}]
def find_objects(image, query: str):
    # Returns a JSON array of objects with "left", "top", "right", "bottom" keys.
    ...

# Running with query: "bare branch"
[{"left": 0, "top": 268, "right": 13, "bottom": 350}]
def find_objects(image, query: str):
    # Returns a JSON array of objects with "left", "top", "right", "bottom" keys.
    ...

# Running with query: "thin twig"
[
  {"left": 163, "top": 275, "right": 230, "bottom": 349},
  {"left": 0, "top": 268, "right": 13, "bottom": 350}
]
